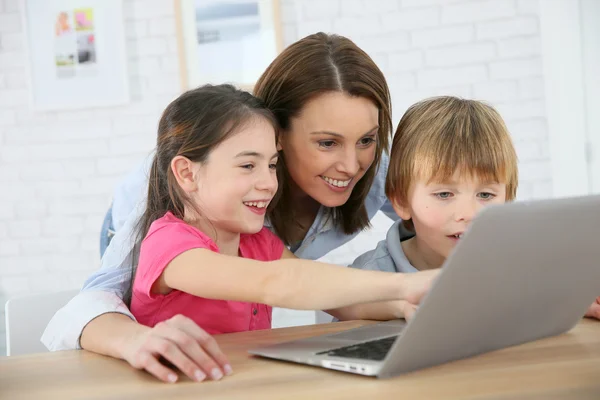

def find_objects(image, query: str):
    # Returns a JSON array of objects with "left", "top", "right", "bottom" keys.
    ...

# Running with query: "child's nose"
[
  {"left": 454, "top": 200, "right": 479, "bottom": 222},
  {"left": 256, "top": 171, "right": 278, "bottom": 193}
]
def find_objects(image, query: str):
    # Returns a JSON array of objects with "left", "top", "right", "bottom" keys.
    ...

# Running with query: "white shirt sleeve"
[
  {"left": 42, "top": 166, "right": 149, "bottom": 351},
  {"left": 41, "top": 290, "right": 136, "bottom": 351}
]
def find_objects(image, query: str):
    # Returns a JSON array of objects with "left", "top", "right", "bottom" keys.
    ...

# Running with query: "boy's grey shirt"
[
  {"left": 349, "top": 220, "right": 418, "bottom": 274},
  {"left": 330, "top": 220, "right": 418, "bottom": 322}
]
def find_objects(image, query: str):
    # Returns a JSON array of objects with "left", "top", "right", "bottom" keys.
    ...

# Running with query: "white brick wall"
[
  {"left": 0, "top": 0, "right": 552, "bottom": 353},
  {"left": 0, "top": 0, "right": 178, "bottom": 354}
]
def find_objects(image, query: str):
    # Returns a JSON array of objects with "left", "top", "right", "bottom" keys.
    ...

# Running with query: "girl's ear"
[
  {"left": 171, "top": 156, "right": 197, "bottom": 192},
  {"left": 391, "top": 196, "right": 412, "bottom": 222}
]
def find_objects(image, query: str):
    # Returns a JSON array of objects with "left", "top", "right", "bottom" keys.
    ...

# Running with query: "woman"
[{"left": 43, "top": 33, "right": 439, "bottom": 383}]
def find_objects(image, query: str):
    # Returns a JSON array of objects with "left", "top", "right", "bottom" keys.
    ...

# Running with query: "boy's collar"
[{"left": 386, "top": 220, "right": 418, "bottom": 273}]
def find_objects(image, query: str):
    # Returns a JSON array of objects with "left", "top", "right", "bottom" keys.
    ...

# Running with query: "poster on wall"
[
  {"left": 175, "top": 0, "right": 283, "bottom": 91},
  {"left": 23, "top": 0, "right": 129, "bottom": 110}
]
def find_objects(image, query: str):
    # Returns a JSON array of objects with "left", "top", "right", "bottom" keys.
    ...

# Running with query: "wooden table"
[{"left": 2, "top": 320, "right": 600, "bottom": 400}]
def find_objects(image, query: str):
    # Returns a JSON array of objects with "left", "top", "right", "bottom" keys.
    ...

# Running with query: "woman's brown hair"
[{"left": 254, "top": 32, "right": 393, "bottom": 245}]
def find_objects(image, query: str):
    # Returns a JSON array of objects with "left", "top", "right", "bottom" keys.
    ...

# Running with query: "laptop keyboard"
[{"left": 317, "top": 335, "right": 398, "bottom": 361}]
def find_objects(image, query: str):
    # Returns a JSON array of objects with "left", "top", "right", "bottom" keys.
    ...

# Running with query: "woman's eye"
[
  {"left": 241, "top": 164, "right": 254, "bottom": 170},
  {"left": 269, "top": 163, "right": 277, "bottom": 170},
  {"left": 318, "top": 140, "right": 336, "bottom": 148},
  {"left": 359, "top": 137, "right": 376, "bottom": 146}
]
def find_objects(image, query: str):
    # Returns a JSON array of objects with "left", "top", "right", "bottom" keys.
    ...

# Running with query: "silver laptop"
[{"left": 249, "top": 195, "right": 600, "bottom": 378}]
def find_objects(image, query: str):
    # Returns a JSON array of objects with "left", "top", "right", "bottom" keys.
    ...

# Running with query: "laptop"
[{"left": 249, "top": 195, "right": 600, "bottom": 378}]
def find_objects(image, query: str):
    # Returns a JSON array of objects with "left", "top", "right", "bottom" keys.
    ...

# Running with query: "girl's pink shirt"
[{"left": 131, "top": 212, "right": 284, "bottom": 334}]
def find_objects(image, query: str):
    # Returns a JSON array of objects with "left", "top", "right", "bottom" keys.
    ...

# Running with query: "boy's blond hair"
[{"left": 386, "top": 96, "right": 518, "bottom": 230}]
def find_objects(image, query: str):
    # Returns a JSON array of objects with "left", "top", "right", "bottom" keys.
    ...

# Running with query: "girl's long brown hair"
[{"left": 124, "top": 84, "right": 277, "bottom": 305}]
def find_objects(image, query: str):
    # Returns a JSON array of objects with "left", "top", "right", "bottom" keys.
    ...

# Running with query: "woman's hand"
[
  {"left": 120, "top": 315, "right": 232, "bottom": 383},
  {"left": 585, "top": 297, "right": 600, "bottom": 320}
]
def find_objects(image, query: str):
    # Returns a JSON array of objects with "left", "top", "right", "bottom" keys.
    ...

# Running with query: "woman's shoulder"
[{"left": 364, "top": 150, "right": 390, "bottom": 208}]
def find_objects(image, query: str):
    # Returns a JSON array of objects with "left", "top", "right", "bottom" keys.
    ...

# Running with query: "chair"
[{"left": 4, "top": 289, "right": 78, "bottom": 356}]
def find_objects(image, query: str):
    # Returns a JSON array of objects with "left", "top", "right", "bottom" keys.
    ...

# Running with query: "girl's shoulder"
[
  {"left": 144, "top": 212, "right": 214, "bottom": 247},
  {"left": 240, "top": 227, "right": 285, "bottom": 261}
]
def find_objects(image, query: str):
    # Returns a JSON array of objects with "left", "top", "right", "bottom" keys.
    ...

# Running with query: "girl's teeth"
[{"left": 244, "top": 201, "right": 267, "bottom": 208}]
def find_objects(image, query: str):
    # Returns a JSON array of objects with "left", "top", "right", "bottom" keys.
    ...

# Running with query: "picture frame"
[
  {"left": 175, "top": 0, "right": 283, "bottom": 92},
  {"left": 21, "top": 0, "right": 129, "bottom": 111}
]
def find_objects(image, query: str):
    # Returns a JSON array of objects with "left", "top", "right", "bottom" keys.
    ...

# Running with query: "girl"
[
  {"left": 129, "top": 84, "right": 432, "bottom": 382},
  {"left": 44, "top": 33, "right": 439, "bottom": 382}
]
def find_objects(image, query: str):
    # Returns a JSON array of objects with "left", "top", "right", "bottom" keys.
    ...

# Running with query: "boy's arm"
[
  {"left": 326, "top": 300, "right": 417, "bottom": 321},
  {"left": 159, "top": 247, "right": 432, "bottom": 310}
]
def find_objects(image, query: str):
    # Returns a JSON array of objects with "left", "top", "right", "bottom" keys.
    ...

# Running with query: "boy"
[{"left": 346, "top": 96, "right": 519, "bottom": 317}]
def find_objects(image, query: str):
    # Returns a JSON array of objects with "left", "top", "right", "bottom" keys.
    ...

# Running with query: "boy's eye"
[
  {"left": 478, "top": 192, "right": 496, "bottom": 200},
  {"left": 434, "top": 192, "right": 453, "bottom": 199},
  {"left": 318, "top": 140, "right": 336, "bottom": 149}
]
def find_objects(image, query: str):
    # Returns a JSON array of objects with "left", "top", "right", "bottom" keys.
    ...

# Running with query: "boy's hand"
[
  {"left": 121, "top": 314, "right": 232, "bottom": 383},
  {"left": 401, "top": 268, "right": 440, "bottom": 306},
  {"left": 396, "top": 300, "right": 418, "bottom": 320},
  {"left": 584, "top": 297, "right": 600, "bottom": 320}
]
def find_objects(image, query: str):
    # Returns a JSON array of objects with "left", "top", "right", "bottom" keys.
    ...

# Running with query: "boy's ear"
[
  {"left": 391, "top": 196, "right": 412, "bottom": 222},
  {"left": 171, "top": 156, "right": 197, "bottom": 192}
]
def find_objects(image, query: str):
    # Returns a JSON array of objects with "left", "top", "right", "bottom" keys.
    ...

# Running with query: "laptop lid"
[{"left": 379, "top": 195, "right": 600, "bottom": 378}]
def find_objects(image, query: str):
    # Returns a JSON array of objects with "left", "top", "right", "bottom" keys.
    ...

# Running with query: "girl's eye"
[
  {"left": 478, "top": 192, "right": 496, "bottom": 200},
  {"left": 359, "top": 137, "right": 376, "bottom": 146},
  {"left": 318, "top": 140, "right": 336, "bottom": 149},
  {"left": 434, "top": 192, "right": 453, "bottom": 199},
  {"left": 241, "top": 164, "right": 254, "bottom": 170},
  {"left": 269, "top": 163, "right": 277, "bottom": 170}
]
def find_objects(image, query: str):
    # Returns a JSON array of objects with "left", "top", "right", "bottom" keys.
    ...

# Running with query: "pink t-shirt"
[{"left": 131, "top": 212, "right": 285, "bottom": 334}]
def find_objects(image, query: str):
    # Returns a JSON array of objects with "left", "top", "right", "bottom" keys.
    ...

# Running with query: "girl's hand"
[
  {"left": 120, "top": 315, "right": 232, "bottom": 383},
  {"left": 584, "top": 297, "right": 600, "bottom": 320}
]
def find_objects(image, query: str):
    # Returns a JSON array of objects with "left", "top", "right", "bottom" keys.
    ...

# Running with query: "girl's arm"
[
  {"left": 278, "top": 249, "right": 434, "bottom": 321},
  {"left": 158, "top": 247, "right": 436, "bottom": 310}
]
